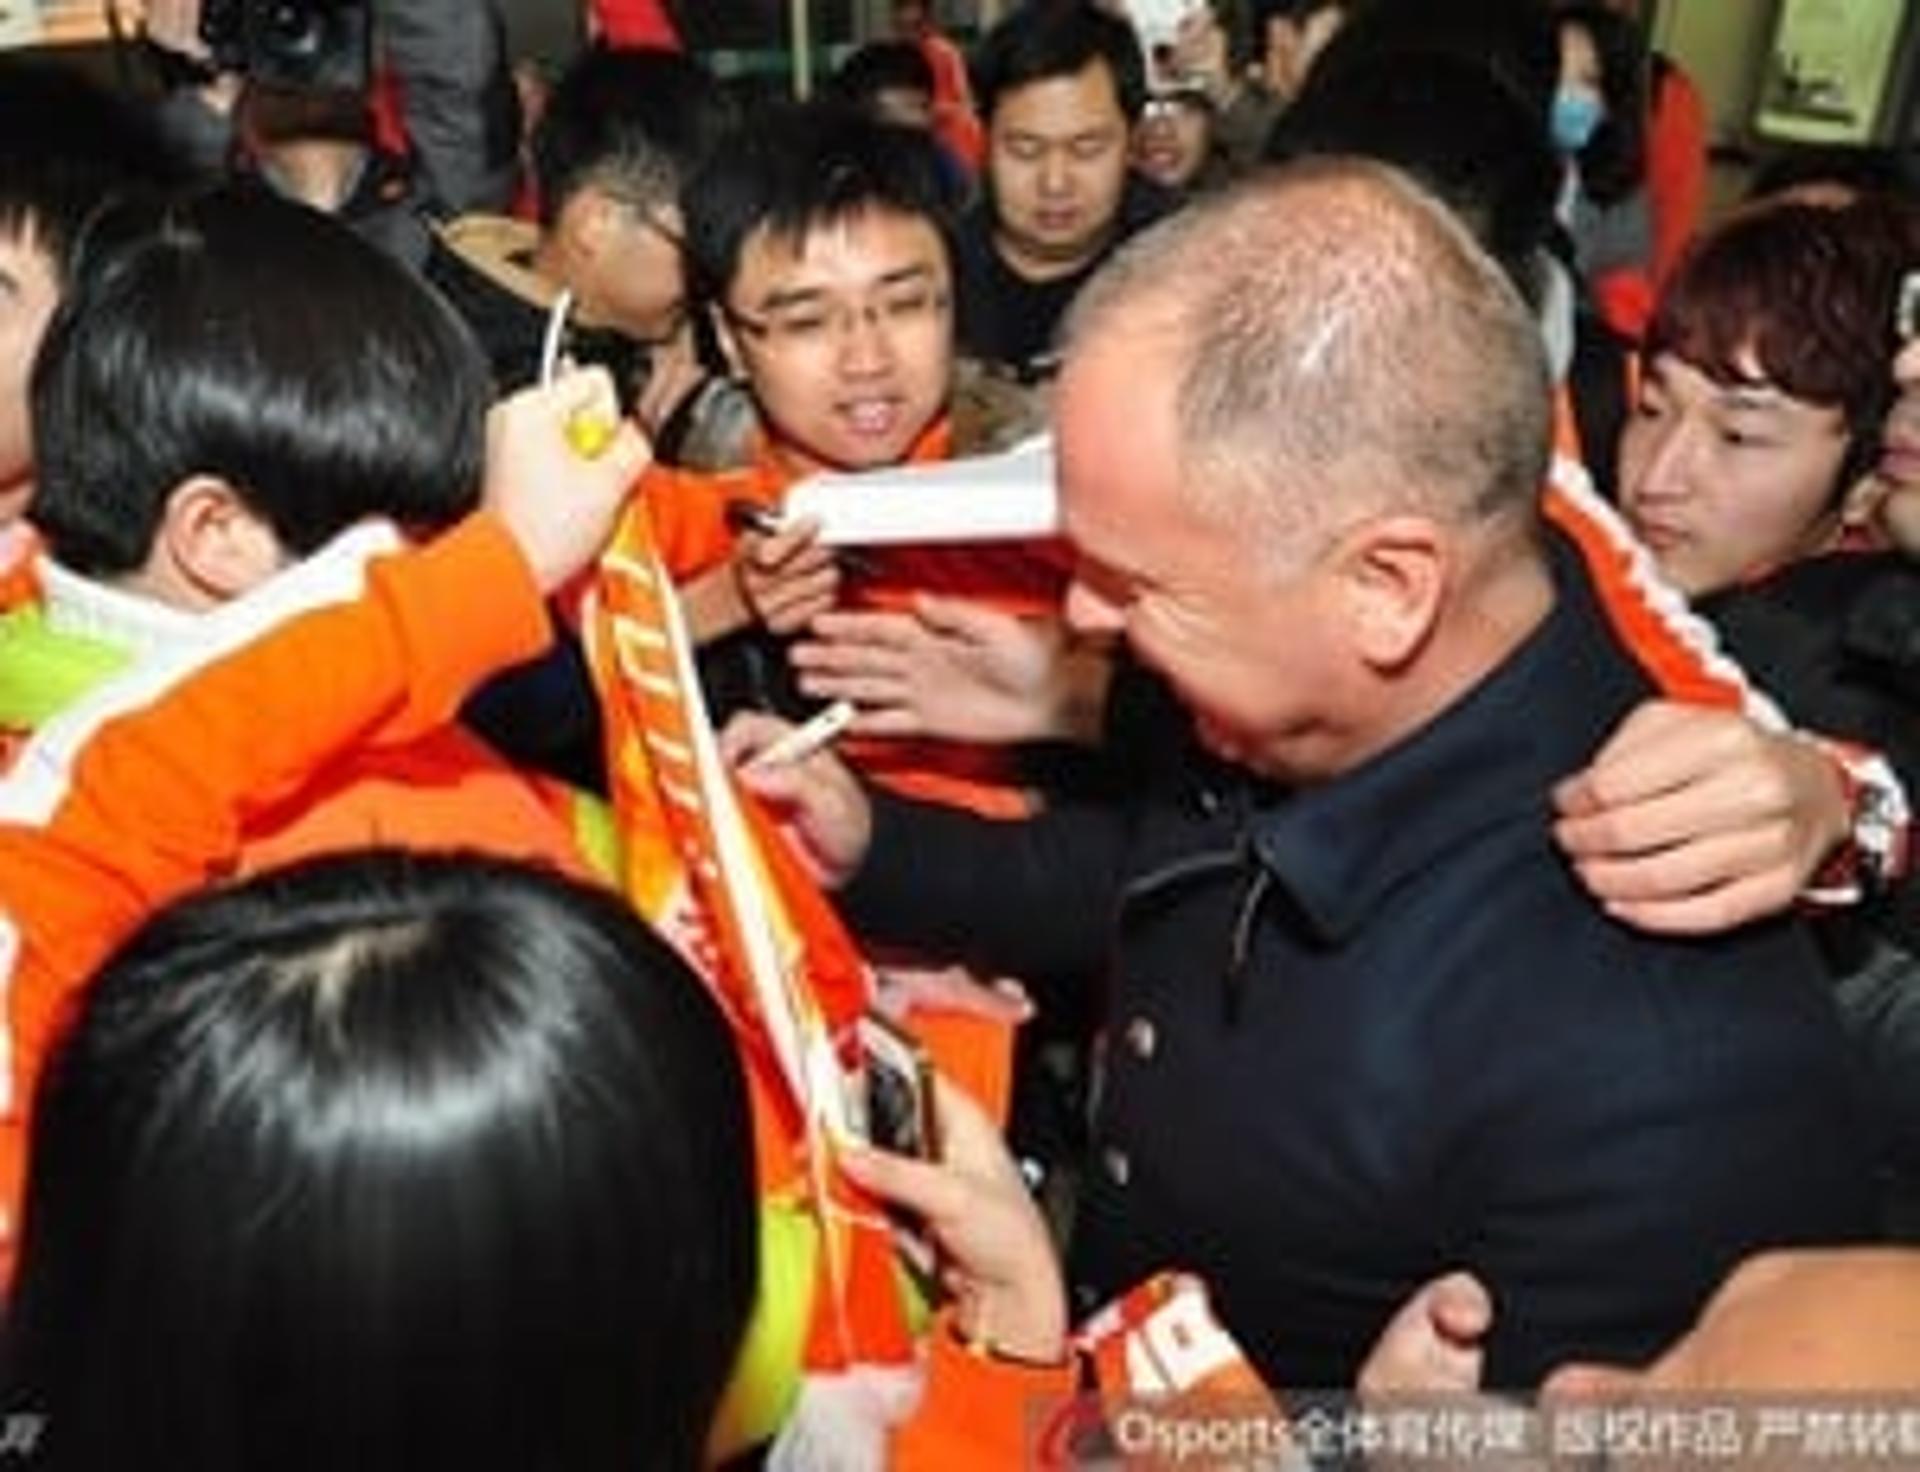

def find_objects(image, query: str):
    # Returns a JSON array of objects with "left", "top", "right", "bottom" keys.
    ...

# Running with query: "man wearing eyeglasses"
[
  {"left": 425, "top": 44, "right": 742, "bottom": 465},
  {"left": 635, "top": 103, "right": 1068, "bottom": 819}
]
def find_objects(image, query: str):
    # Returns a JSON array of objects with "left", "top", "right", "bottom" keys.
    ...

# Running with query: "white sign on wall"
[
  {"left": 0, "top": 0, "right": 44, "bottom": 49},
  {"left": 1755, "top": 0, "right": 1906, "bottom": 143}
]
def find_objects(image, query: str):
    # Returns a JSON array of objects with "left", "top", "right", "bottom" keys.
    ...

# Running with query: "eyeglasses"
[
  {"left": 604, "top": 196, "right": 688, "bottom": 255},
  {"left": 725, "top": 285, "right": 951, "bottom": 354},
  {"left": 1898, "top": 269, "right": 1920, "bottom": 345}
]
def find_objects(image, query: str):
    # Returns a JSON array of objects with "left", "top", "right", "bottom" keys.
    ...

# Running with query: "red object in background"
[
  {"left": 591, "top": 0, "right": 682, "bottom": 49},
  {"left": 1646, "top": 58, "right": 1708, "bottom": 288},
  {"left": 915, "top": 29, "right": 984, "bottom": 171}
]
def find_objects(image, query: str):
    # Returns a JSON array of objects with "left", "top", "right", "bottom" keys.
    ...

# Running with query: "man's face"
[
  {"left": 0, "top": 225, "right": 59, "bottom": 522},
  {"left": 986, "top": 60, "right": 1132, "bottom": 280},
  {"left": 722, "top": 207, "right": 952, "bottom": 474},
  {"left": 1132, "top": 95, "right": 1211, "bottom": 191},
  {"left": 578, "top": 199, "right": 689, "bottom": 345},
  {"left": 1880, "top": 318, "right": 1920, "bottom": 493},
  {"left": 1619, "top": 351, "right": 1850, "bottom": 598},
  {"left": 1057, "top": 327, "right": 1347, "bottom": 781}
]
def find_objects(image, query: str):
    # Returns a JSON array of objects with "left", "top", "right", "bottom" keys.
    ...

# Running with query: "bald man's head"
[{"left": 1065, "top": 158, "right": 1551, "bottom": 570}]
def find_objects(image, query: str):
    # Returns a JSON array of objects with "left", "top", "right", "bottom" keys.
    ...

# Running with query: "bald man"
[{"left": 741, "top": 160, "right": 1874, "bottom": 1390}]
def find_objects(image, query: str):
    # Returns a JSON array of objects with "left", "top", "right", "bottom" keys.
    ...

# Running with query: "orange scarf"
[{"left": 586, "top": 494, "right": 918, "bottom": 1453}]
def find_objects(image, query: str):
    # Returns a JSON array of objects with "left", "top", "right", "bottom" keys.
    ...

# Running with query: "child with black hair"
[{"left": 0, "top": 57, "right": 184, "bottom": 527}]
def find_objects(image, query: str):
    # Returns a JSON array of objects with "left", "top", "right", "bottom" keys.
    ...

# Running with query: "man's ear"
[
  {"left": 1330, "top": 515, "right": 1448, "bottom": 673},
  {"left": 711, "top": 301, "right": 747, "bottom": 381},
  {"left": 555, "top": 186, "right": 619, "bottom": 268},
  {"left": 151, "top": 476, "right": 285, "bottom": 604}
]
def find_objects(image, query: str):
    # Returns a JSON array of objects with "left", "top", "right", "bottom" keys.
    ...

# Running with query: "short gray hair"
[{"left": 1064, "top": 157, "right": 1551, "bottom": 568}]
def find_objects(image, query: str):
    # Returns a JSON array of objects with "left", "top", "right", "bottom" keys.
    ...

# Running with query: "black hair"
[
  {"left": 1555, "top": 3, "right": 1649, "bottom": 206},
  {"left": 973, "top": 0, "right": 1148, "bottom": 126},
  {"left": 684, "top": 101, "right": 954, "bottom": 305},
  {"left": 29, "top": 187, "right": 490, "bottom": 578},
  {"left": 531, "top": 45, "right": 732, "bottom": 228},
  {"left": 1267, "top": 49, "right": 1560, "bottom": 307},
  {"left": 1749, "top": 143, "right": 1920, "bottom": 206},
  {"left": 1322, "top": 0, "right": 1558, "bottom": 128},
  {"left": 835, "top": 40, "right": 938, "bottom": 109},
  {"left": 0, "top": 56, "right": 185, "bottom": 277},
  {"left": 3, "top": 850, "right": 757, "bottom": 1472}
]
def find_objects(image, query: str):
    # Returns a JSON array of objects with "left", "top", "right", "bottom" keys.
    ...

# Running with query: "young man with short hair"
[
  {"left": 425, "top": 43, "right": 740, "bottom": 462},
  {"left": 642, "top": 103, "right": 1065, "bottom": 815},
  {"left": 1, "top": 186, "right": 624, "bottom": 881},
  {"left": 954, "top": 1, "right": 1174, "bottom": 380}
]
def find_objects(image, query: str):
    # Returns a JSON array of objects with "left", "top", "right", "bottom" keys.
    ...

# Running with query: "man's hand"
[
  {"left": 840, "top": 1075, "right": 1067, "bottom": 1364},
  {"left": 481, "top": 367, "right": 650, "bottom": 594},
  {"left": 1544, "top": 1248, "right": 1920, "bottom": 1396},
  {"left": 723, "top": 710, "right": 875, "bottom": 887},
  {"left": 875, "top": 964, "right": 1035, "bottom": 1026},
  {"left": 735, "top": 519, "right": 840, "bottom": 636},
  {"left": 793, "top": 598, "right": 1105, "bottom": 744},
  {"left": 1357, "top": 1271, "right": 1493, "bottom": 1397},
  {"left": 135, "top": 0, "right": 209, "bottom": 59},
  {"left": 1553, "top": 701, "right": 1848, "bottom": 935},
  {"left": 1169, "top": 6, "right": 1237, "bottom": 106},
  {"left": 633, "top": 322, "right": 706, "bottom": 440}
]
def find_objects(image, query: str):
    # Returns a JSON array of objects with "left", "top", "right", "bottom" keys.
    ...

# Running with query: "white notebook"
[{"left": 781, "top": 435, "right": 1059, "bottom": 548}]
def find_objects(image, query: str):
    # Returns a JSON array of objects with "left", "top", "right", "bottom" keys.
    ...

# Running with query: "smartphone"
[
  {"left": 1121, "top": 0, "right": 1197, "bottom": 89},
  {"left": 857, "top": 1012, "right": 939, "bottom": 1161},
  {"left": 725, "top": 497, "right": 785, "bottom": 538}
]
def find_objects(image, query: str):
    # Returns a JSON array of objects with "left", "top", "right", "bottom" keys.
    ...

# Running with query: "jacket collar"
[
  {"left": 40, "top": 558, "right": 210, "bottom": 664},
  {"left": 1246, "top": 537, "right": 1627, "bottom": 945}
]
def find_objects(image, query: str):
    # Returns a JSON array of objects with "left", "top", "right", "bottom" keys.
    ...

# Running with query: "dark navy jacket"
[{"left": 843, "top": 532, "right": 1876, "bottom": 1390}]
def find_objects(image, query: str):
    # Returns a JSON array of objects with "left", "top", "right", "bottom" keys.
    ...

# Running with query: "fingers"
[
  {"left": 749, "top": 567, "right": 841, "bottom": 636},
  {"left": 911, "top": 593, "right": 1015, "bottom": 645},
  {"left": 839, "top": 1136, "right": 970, "bottom": 1225},
  {"left": 877, "top": 966, "right": 1036, "bottom": 1024},
  {"left": 927, "top": 1073, "right": 1013, "bottom": 1176},
  {"left": 1357, "top": 1269, "right": 1491, "bottom": 1397},
  {"left": 717, "top": 710, "right": 794, "bottom": 768},
  {"left": 1569, "top": 823, "right": 1796, "bottom": 907},
  {"left": 807, "top": 608, "right": 925, "bottom": 652},
  {"left": 737, "top": 520, "right": 840, "bottom": 634},
  {"left": 1539, "top": 1361, "right": 1645, "bottom": 1403},
  {"left": 1555, "top": 768, "right": 1792, "bottom": 864},
  {"left": 1593, "top": 872, "right": 1798, "bottom": 936},
  {"left": 1552, "top": 701, "right": 1751, "bottom": 818},
  {"left": 1426, "top": 1271, "right": 1495, "bottom": 1344},
  {"left": 482, "top": 367, "right": 649, "bottom": 593}
]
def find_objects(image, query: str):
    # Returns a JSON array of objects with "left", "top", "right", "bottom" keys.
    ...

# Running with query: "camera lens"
[{"left": 261, "top": 1, "right": 324, "bottom": 64}]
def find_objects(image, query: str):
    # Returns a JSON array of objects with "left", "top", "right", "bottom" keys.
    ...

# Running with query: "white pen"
[{"left": 746, "top": 701, "right": 857, "bottom": 770}]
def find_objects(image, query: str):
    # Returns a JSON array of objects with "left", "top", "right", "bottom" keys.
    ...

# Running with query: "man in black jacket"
[{"left": 735, "top": 159, "right": 1876, "bottom": 1391}]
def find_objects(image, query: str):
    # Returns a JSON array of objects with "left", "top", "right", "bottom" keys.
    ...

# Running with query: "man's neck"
[
  {"left": 1324, "top": 541, "right": 1558, "bottom": 782},
  {"left": 528, "top": 233, "right": 580, "bottom": 309},
  {"left": 259, "top": 140, "right": 369, "bottom": 213},
  {"left": 991, "top": 224, "right": 1109, "bottom": 285}
]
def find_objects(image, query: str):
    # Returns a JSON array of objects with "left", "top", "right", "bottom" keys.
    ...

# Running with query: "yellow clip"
[{"left": 564, "top": 409, "right": 619, "bottom": 459}]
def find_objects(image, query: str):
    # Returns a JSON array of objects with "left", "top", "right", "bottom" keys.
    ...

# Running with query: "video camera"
[{"left": 198, "top": 0, "right": 370, "bottom": 89}]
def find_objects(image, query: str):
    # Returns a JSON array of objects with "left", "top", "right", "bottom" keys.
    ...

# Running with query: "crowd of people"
[{"left": 2, "top": 0, "right": 1920, "bottom": 1464}]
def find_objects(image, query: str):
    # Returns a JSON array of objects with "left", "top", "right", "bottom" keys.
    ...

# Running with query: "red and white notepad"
[{"left": 782, "top": 435, "right": 1059, "bottom": 548}]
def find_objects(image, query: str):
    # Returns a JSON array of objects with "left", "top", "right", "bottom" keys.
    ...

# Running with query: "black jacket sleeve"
[{"left": 837, "top": 788, "right": 1125, "bottom": 998}]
